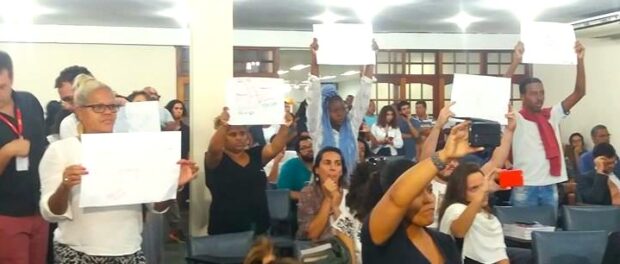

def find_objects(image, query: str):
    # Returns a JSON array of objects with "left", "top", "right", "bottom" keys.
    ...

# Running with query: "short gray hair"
[{"left": 73, "top": 74, "right": 112, "bottom": 106}]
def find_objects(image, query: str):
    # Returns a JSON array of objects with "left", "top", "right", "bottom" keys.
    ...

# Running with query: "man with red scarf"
[{"left": 505, "top": 41, "right": 586, "bottom": 207}]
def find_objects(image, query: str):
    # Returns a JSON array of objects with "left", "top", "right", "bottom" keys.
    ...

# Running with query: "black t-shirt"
[
  {"left": 0, "top": 91, "right": 47, "bottom": 216},
  {"left": 206, "top": 146, "right": 270, "bottom": 235},
  {"left": 362, "top": 219, "right": 462, "bottom": 264}
]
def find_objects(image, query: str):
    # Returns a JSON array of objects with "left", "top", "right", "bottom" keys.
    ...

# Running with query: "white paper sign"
[
  {"left": 226, "top": 77, "right": 287, "bottom": 125},
  {"left": 450, "top": 74, "right": 511, "bottom": 125},
  {"left": 116, "top": 101, "right": 162, "bottom": 132},
  {"left": 313, "top": 24, "right": 375, "bottom": 65},
  {"left": 80, "top": 132, "right": 181, "bottom": 208},
  {"left": 521, "top": 22, "right": 577, "bottom": 65}
]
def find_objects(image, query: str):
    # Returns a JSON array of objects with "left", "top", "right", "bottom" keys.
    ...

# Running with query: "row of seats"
[
  {"left": 496, "top": 205, "right": 620, "bottom": 264},
  {"left": 186, "top": 193, "right": 620, "bottom": 264}
]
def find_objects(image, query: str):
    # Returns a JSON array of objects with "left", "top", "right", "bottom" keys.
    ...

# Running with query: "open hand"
[{"left": 440, "top": 121, "right": 484, "bottom": 160}]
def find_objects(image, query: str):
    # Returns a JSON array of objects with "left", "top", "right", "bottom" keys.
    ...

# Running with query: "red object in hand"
[{"left": 499, "top": 169, "right": 524, "bottom": 189}]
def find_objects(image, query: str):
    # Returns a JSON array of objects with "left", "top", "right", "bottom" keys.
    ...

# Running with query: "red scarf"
[{"left": 519, "top": 108, "right": 561, "bottom": 176}]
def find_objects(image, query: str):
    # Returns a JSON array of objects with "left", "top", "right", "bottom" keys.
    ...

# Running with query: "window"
[{"left": 373, "top": 49, "right": 531, "bottom": 117}]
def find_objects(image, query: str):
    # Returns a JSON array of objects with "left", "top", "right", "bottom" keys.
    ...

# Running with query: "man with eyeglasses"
[
  {"left": 0, "top": 50, "right": 49, "bottom": 264},
  {"left": 579, "top": 125, "right": 620, "bottom": 175},
  {"left": 48, "top": 66, "right": 92, "bottom": 139}
]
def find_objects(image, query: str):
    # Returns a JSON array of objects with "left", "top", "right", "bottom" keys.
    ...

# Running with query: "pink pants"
[{"left": 0, "top": 214, "right": 49, "bottom": 264}]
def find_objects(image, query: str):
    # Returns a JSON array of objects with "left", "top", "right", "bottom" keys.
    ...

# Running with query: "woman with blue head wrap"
[{"left": 305, "top": 38, "right": 378, "bottom": 180}]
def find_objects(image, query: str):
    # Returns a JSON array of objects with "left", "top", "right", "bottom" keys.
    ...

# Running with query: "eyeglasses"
[{"left": 82, "top": 104, "right": 120, "bottom": 113}]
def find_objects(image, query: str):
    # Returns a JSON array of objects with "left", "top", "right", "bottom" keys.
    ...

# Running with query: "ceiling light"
[
  {"left": 0, "top": 0, "right": 52, "bottom": 25},
  {"left": 320, "top": 75, "right": 336, "bottom": 80},
  {"left": 311, "top": 9, "right": 346, "bottom": 24},
  {"left": 290, "top": 64, "right": 310, "bottom": 71},
  {"left": 277, "top": 70, "right": 289, "bottom": 75},
  {"left": 445, "top": 10, "right": 483, "bottom": 32},
  {"left": 157, "top": 1, "right": 190, "bottom": 28},
  {"left": 340, "top": 70, "right": 360, "bottom": 76}
]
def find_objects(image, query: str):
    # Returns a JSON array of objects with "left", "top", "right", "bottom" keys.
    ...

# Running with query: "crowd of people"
[{"left": 0, "top": 35, "right": 618, "bottom": 264}]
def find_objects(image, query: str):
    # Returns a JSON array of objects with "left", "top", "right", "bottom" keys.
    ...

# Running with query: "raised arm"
[
  {"left": 349, "top": 40, "right": 378, "bottom": 133},
  {"left": 448, "top": 175, "right": 489, "bottom": 238},
  {"left": 306, "top": 39, "right": 322, "bottom": 143},
  {"left": 561, "top": 41, "right": 586, "bottom": 112},
  {"left": 204, "top": 108, "right": 229, "bottom": 169},
  {"left": 262, "top": 114, "right": 292, "bottom": 164},
  {"left": 369, "top": 122, "right": 483, "bottom": 245},
  {"left": 504, "top": 41, "right": 523, "bottom": 78},
  {"left": 480, "top": 109, "right": 516, "bottom": 176},
  {"left": 419, "top": 102, "right": 454, "bottom": 161}
]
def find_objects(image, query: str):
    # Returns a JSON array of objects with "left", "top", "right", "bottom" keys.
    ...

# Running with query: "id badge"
[{"left": 16, "top": 156, "right": 29, "bottom": 171}]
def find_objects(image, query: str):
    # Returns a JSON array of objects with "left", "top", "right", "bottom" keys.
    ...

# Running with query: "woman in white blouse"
[
  {"left": 369, "top": 105, "right": 403, "bottom": 156},
  {"left": 39, "top": 74, "right": 197, "bottom": 263},
  {"left": 438, "top": 163, "right": 508, "bottom": 264}
]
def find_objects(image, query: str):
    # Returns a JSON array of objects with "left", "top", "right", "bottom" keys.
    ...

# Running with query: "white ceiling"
[{"left": 5, "top": 0, "right": 619, "bottom": 33}]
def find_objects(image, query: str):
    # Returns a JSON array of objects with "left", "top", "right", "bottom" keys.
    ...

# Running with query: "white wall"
[
  {"left": 0, "top": 43, "right": 177, "bottom": 109},
  {"left": 534, "top": 38, "right": 620, "bottom": 149}
]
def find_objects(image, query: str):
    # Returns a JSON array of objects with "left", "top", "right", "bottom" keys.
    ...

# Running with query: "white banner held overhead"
[
  {"left": 226, "top": 77, "right": 287, "bottom": 125},
  {"left": 80, "top": 132, "right": 181, "bottom": 208},
  {"left": 313, "top": 23, "right": 376, "bottom": 65},
  {"left": 450, "top": 74, "right": 511, "bottom": 125},
  {"left": 521, "top": 22, "right": 577, "bottom": 65}
]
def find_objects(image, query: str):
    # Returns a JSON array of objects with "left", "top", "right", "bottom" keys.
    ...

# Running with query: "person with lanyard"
[
  {"left": 306, "top": 38, "right": 377, "bottom": 178},
  {"left": 0, "top": 51, "right": 49, "bottom": 263}
]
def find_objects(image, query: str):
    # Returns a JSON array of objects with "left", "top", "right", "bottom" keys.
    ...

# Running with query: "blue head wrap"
[{"left": 320, "top": 84, "right": 358, "bottom": 179}]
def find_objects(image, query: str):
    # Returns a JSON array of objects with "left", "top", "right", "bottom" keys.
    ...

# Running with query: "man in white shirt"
[{"left": 507, "top": 41, "right": 586, "bottom": 207}]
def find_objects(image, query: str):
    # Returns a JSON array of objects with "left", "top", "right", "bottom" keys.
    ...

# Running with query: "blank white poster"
[
  {"left": 313, "top": 24, "right": 375, "bottom": 65},
  {"left": 450, "top": 74, "right": 511, "bottom": 125}
]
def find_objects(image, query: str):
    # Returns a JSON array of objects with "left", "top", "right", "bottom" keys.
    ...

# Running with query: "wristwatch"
[{"left": 431, "top": 152, "right": 447, "bottom": 171}]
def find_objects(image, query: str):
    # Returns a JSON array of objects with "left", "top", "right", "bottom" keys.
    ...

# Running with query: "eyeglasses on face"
[{"left": 82, "top": 104, "right": 120, "bottom": 113}]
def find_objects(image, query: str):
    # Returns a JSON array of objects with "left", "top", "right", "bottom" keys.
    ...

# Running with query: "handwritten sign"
[
  {"left": 226, "top": 77, "right": 287, "bottom": 125},
  {"left": 80, "top": 132, "right": 181, "bottom": 207},
  {"left": 521, "top": 22, "right": 577, "bottom": 65}
]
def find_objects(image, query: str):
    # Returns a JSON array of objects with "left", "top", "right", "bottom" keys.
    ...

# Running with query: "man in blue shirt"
[
  {"left": 580, "top": 125, "right": 620, "bottom": 175},
  {"left": 396, "top": 101, "right": 421, "bottom": 161},
  {"left": 363, "top": 100, "right": 377, "bottom": 127},
  {"left": 277, "top": 136, "right": 313, "bottom": 200}
]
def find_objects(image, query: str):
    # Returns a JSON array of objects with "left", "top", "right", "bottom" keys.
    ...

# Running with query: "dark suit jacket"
[{"left": 577, "top": 170, "right": 614, "bottom": 205}]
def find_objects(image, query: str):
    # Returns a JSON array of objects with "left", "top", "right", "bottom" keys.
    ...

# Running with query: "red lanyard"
[{"left": 0, "top": 108, "right": 23, "bottom": 136}]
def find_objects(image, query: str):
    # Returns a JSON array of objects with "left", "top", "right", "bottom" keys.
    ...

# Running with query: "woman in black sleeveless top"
[{"left": 205, "top": 108, "right": 291, "bottom": 235}]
